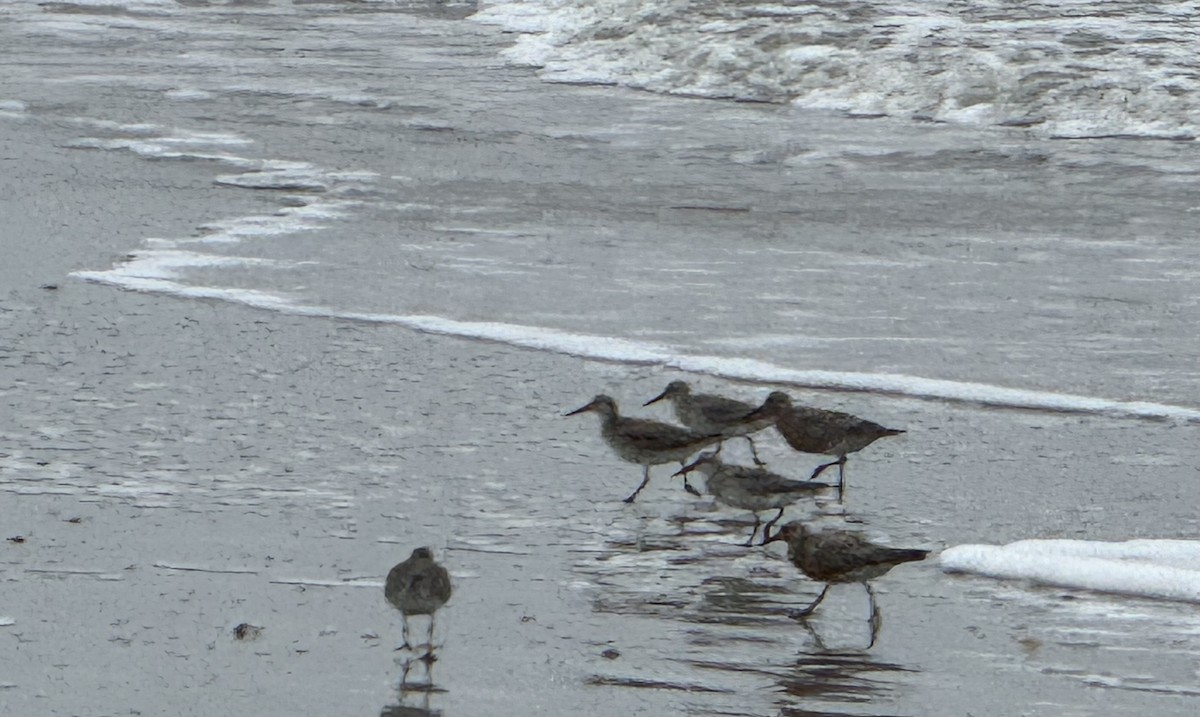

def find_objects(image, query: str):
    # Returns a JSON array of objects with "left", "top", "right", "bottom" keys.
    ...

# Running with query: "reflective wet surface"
[{"left": 3, "top": 1, "right": 1200, "bottom": 715}]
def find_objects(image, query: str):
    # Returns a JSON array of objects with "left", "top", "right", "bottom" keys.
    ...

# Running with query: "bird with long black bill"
[
  {"left": 766, "top": 521, "right": 928, "bottom": 648},
  {"left": 566, "top": 394, "right": 722, "bottom": 502}
]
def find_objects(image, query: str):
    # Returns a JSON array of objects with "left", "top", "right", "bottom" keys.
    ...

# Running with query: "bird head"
[
  {"left": 671, "top": 450, "right": 721, "bottom": 478},
  {"left": 763, "top": 520, "right": 807, "bottom": 546},
  {"left": 643, "top": 380, "right": 690, "bottom": 407},
  {"left": 740, "top": 390, "right": 792, "bottom": 423},
  {"left": 565, "top": 395, "right": 617, "bottom": 418}
]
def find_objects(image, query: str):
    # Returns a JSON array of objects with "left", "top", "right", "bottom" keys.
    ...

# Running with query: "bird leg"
[
  {"left": 421, "top": 651, "right": 437, "bottom": 692},
  {"left": 798, "top": 618, "right": 830, "bottom": 652},
  {"left": 424, "top": 613, "right": 438, "bottom": 661},
  {"left": 742, "top": 512, "right": 761, "bottom": 546},
  {"left": 811, "top": 456, "right": 848, "bottom": 500},
  {"left": 866, "top": 583, "right": 882, "bottom": 650},
  {"left": 623, "top": 465, "right": 653, "bottom": 503},
  {"left": 839, "top": 458, "right": 847, "bottom": 502},
  {"left": 743, "top": 436, "right": 766, "bottom": 467},
  {"left": 396, "top": 615, "right": 413, "bottom": 651},
  {"left": 399, "top": 655, "right": 414, "bottom": 688},
  {"left": 678, "top": 460, "right": 701, "bottom": 497},
  {"left": 759, "top": 507, "right": 786, "bottom": 545},
  {"left": 809, "top": 455, "right": 845, "bottom": 480},
  {"left": 787, "top": 584, "right": 830, "bottom": 620}
]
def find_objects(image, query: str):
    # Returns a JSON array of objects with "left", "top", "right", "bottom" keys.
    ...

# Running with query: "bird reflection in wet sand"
[
  {"left": 744, "top": 392, "right": 904, "bottom": 499},
  {"left": 778, "top": 652, "right": 915, "bottom": 714},
  {"left": 386, "top": 546, "right": 452, "bottom": 684},
  {"left": 380, "top": 680, "right": 443, "bottom": 717},
  {"left": 643, "top": 381, "right": 776, "bottom": 466},
  {"left": 673, "top": 451, "right": 832, "bottom": 546},
  {"left": 766, "top": 522, "right": 928, "bottom": 649},
  {"left": 566, "top": 394, "right": 723, "bottom": 502}
]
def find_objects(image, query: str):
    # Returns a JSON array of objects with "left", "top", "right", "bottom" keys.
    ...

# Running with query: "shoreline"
[{"left": 5, "top": 18, "right": 1200, "bottom": 717}]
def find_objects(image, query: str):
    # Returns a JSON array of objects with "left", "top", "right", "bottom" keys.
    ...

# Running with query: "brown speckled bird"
[
  {"left": 643, "top": 381, "right": 775, "bottom": 465},
  {"left": 385, "top": 547, "right": 452, "bottom": 654},
  {"left": 566, "top": 394, "right": 722, "bottom": 503},
  {"left": 767, "top": 521, "right": 928, "bottom": 647},
  {"left": 745, "top": 391, "right": 904, "bottom": 498},
  {"left": 673, "top": 452, "right": 831, "bottom": 545}
]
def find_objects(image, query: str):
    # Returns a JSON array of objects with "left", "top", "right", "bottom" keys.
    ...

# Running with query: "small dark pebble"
[
  {"left": 7, "top": 536, "right": 25, "bottom": 544},
  {"left": 601, "top": 648, "right": 620, "bottom": 660},
  {"left": 66, "top": 517, "right": 83, "bottom": 524},
  {"left": 40, "top": 284, "right": 58, "bottom": 291},
  {"left": 233, "top": 622, "right": 263, "bottom": 640}
]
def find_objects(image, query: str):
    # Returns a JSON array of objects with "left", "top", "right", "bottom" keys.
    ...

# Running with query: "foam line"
[
  {"left": 69, "top": 266, "right": 1200, "bottom": 422},
  {"left": 942, "top": 539, "right": 1200, "bottom": 604}
]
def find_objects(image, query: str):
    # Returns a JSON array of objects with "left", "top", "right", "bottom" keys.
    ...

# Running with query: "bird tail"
[{"left": 889, "top": 548, "right": 929, "bottom": 564}]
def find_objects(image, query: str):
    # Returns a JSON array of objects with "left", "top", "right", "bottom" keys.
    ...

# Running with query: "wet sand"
[{"left": 5, "top": 55, "right": 1200, "bottom": 717}]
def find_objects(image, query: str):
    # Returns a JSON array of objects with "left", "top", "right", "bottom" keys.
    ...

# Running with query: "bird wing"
[
  {"left": 803, "top": 532, "right": 873, "bottom": 574},
  {"left": 743, "top": 469, "right": 826, "bottom": 494},
  {"left": 409, "top": 565, "right": 453, "bottom": 602},
  {"left": 694, "top": 394, "right": 755, "bottom": 425},
  {"left": 808, "top": 532, "right": 927, "bottom": 577},
  {"left": 427, "top": 565, "right": 453, "bottom": 602},
  {"left": 616, "top": 417, "right": 713, "bottom": 450},
  {"left": 407, "top": 572, "right": 428, "bottom": 597},
  {"left": 775, "top": 408, "right": 842, "bottom": 452}
]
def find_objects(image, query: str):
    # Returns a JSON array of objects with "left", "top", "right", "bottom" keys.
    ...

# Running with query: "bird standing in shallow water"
[
  {"left": 566, "top": 394, "right": 723, "bottom": 503},
  {"left": 673, "top": 451, "right": 831, "bottom": 545},
  {"left": 643, "top": 381, "right": 775, "bottom": 466},
  {"left": 766, "top": 521, "right": 928, "bottom": 648},
  {"left": 744, "top": 391, "right": 904, "bottom": 499},
  {"left": 385, "top": 547, "right": 452, "bottom": 656}
]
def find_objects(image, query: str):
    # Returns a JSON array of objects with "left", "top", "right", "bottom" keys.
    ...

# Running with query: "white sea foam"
[
  {"left": 214, "top": 169, "right": 328, "bottom": 192},
  {"left": 186, "top": 202, "right": 358, "bottom": 243},
  {"left": 270, "top": 577, "right": 382, "bottom": 588},
  {"left": 164, "top": 88, "right": 214, "bottom": 101},
  {"left": 941, "top": 540, "right": 1200, "bottom": 604},
  {"left": 31, "top": 0, "right": 176, "bottom": 7},
  {"left": 0, "top": 99, "right": 28, "bottom": 119},
  {"left": 475, "top": 0, "right": 1200, "bottom": 139},
  {"left": 93, "top": 250, "right": 278, "bottom": 280},
  {"left": 68, "top": 255, "right": 1200, "bottom": 422}
]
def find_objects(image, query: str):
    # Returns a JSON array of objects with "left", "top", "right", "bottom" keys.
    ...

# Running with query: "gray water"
[
  {"left": 6, "top": 0, "right": 1200, "bottom": 406},
  {"left": 3, "top": 1, "right": 1200, "bottom": 715},
  {"left": 479, "top": 0, "right": 1200, "bottom": 139}
]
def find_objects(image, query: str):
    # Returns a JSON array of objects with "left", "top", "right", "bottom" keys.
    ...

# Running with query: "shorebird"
[
  {"left": 643, "top": 381, "right": 776, "bottom": 465},
  {"left": 385, "top": 547, "right": 452, "bottom": 655},
  {"left": 745, "top": 392, "right": 904, "bottom": 497},
  {"left": 766, "top": 521, "right": 928, "bottom": 648},
  {"left": 566, "top": 394, "right": 723, "bottom": 503},
  {"left": 673, "top": 451, "right": 831, "bottom": 545}
]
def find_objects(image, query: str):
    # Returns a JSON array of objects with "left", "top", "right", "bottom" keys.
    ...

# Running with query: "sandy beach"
[
  {"left": 5, "top": 5, "right": 1200, "bottom": 715},
  {"left": 5, "top": 123, "right": 1199, "bottom": 714}
]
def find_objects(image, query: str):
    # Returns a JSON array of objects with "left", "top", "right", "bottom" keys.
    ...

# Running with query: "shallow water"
[
  {"left": 4, "top": 0, "right": 1199, "bottom": 409},
  {"left": 3, "top": 1, "right": 1200, "bottom": 715},
  {"left": 479, "top": 0, "right": 1200, "bottom": 139},
  {"left": 3, "top": 281, "right": 1200, "bottom": 715}
]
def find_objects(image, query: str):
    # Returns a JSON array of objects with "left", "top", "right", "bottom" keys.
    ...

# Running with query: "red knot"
[
  {"left": 385, "top": 547, "right": 452, "bottom": 656},
  {"left": 674, "top": 451, "right": 832, "bottom": 545},
  {"left": 746, "top": 391, "right": 904, "bottom": 498},
  {"left": 766, "top": 522, "right": 928, "bottom": 647},
  {"left": 644, "top": 381, "right": 776, "bottom": 466},
  {"left": 566, "top": 394, "right": 723, "bottom": 503}
]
